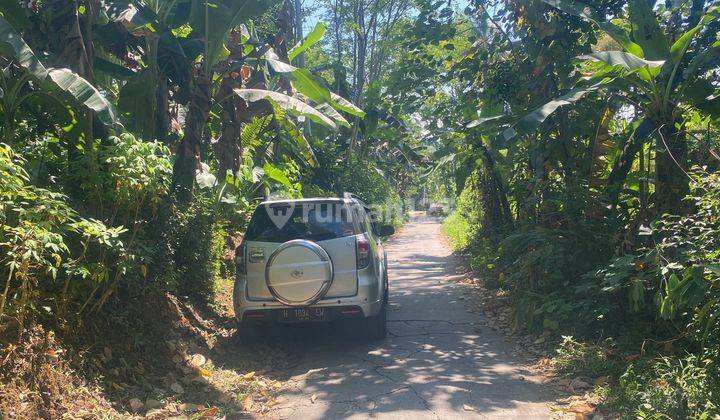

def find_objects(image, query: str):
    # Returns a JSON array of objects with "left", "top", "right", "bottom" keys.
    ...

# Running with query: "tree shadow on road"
[{"left": 213, "top": 246, "right": 554, "bottom": 418}]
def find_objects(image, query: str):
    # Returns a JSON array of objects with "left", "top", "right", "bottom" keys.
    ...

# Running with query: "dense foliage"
[
  {"left": 425, "top": 0, "right": 720, "bottom": 416},
  {"left": 0, "top": 0, "right": 423, "bottom": 342}
]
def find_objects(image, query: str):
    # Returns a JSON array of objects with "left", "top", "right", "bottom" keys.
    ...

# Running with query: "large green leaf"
[
  {"left": 317, "top": 103, "right": 350, "bottom": 128},
  {"left": 329, "top": 92, "right": 365, "bottom": 118},
  {"left": 94, "top": 56, "right": 136, "bottom": 79},
  {"left": 288, "top": 21, "right": 327, "bottom": 62},
  {"left": 262, "top": 163, "right": 292, "bottom": 187},
  {"left": 234, "top": 88, "right": 337, "bottom": 129},
  {"left": 278, "top": 116, "right": 319, "bottom": 166},
  {"left": 670, "top": 10, "right": 718, "bottom": 63},
  {"left": 0, "top": 16, "right": 118, "bottom": 126},
  {"left": 190, "top": 0, "right": 279, "bottom": 71},
  {"left": 504, "top": 80, "right": 612, "bottom": 140},
  {"left": 684, "top": 79, "right": 720, "bottom": 117},
  {"left": 267, "top": 57, "right": 332, "bottom": 104},
  {"left": 467, "top": 115, "right": 505, "bottom": 128},
  {"left": 266, "top": 55, "right": 364, "bottom": 118},
  {"left": 0, "top": 16, "right": 47, "bottom": 79},
  {"left": 627, "top": 0, "right": 669, "bottom": 61},
  {"left": 579, "top": 51, "right": 665, "bottom": 70},
  {"left": 47, "top": 68, "right": 119, "bottom": 127}
]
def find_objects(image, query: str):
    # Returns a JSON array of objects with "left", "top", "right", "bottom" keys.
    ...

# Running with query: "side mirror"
[{"left": 378, "top": 225, "right": 395, "bottom": 237}]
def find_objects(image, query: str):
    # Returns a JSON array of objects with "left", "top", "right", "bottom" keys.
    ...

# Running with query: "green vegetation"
[
  {"left": 0, "top": 0, "right": 426, "bottom": 416},
  {"left": 428, "top": 0, "right": 720, "bottom": 417}
]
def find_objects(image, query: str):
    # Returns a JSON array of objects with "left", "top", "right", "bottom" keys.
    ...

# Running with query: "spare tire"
[{"left": 265, "top": 239, "right": 334, "bottom": 306}]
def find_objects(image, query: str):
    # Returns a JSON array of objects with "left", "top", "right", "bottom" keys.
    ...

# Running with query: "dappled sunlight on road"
[{"left": 232, "top": 218, "right": 554, "bottom": 419}]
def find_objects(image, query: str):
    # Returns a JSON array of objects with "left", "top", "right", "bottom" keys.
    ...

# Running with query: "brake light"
[
  {"left": 236, "top": 243, "right": 247, "bottom": 275},
  {"left": 356, "top": 236, "right": 370, "bottom": 269}
]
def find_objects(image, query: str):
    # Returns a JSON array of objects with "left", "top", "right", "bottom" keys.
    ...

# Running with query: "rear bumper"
[{"left": 233, "top": 275, "right": 384, "bottom": 322}]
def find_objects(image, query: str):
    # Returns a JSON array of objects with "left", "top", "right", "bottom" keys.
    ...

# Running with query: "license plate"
[{"left": 279, "top": 307, "right": 326, "bottom": 322}]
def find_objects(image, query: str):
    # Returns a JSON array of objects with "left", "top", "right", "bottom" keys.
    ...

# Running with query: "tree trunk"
[
  {"left": 172, "top": 76, "right": 212, "bottom": 202},
  {"left": 478, "top": 143, "right": 513, "bottom": 237},
  {"left": 585, "top": 105, "right": 616, "bottom": 219},
  {"left": 654, "top": 122, "right": 689, "bottom": 215},
  {"left": 215, "top": 77, "right": 242, "bottom": 179},
  {"left": 293, "top": 0, "right": 305, "bottom": 67}
]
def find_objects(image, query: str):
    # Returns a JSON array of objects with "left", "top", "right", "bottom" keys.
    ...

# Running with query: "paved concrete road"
[{"left": 268, "top": 219, "right": 553, "bottom": 419}]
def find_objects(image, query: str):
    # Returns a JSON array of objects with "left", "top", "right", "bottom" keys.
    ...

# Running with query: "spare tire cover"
[{"left": 265, "top": 239, "right": 334, "bottom": 306}]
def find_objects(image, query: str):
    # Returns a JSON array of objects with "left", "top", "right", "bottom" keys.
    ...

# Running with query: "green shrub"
[
  {"left": 615, "top": 354, "right": 720, "bottom": 419},
  {"left": 555, "top": 336, "right": 618, "bottom": 378},
  {"left": 0, "top": 143, "right": 125, "bottom": 332},
  {"left": 442, "top": 211, "right": 471, "bottom": 251}
]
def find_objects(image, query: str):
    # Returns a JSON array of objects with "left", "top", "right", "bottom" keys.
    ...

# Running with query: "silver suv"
[{"left": 233, "top": 196, "right": 394, "bottom": 339}]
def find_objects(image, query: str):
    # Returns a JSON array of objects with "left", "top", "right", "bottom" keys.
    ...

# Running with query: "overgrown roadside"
[
  {"left": 0, "top": 287, "right": 300, "bottom": 418},
  {"left": 443, "top": 187, "right": 720, "bottom": 420},
  {"left": 446, "top": 254, "right": 612, "bottom": 419}
]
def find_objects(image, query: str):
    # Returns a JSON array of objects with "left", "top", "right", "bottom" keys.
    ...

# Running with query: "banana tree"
[
  {"left": 167, "top": 0, "right": 279, "bottom": 201},
  {"left": 0, "top": 16, "right": 119, "bottom": 142},
  {"left": 498, "top": 0, "right": 720, "bottom": 215}
]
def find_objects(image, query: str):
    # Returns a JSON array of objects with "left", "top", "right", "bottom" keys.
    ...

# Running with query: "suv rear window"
[{"left": 245, "top": 202, "right": 360, "bottom": 243}]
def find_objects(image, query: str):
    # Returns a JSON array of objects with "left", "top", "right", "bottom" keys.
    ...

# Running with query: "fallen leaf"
[
  {"left": 242, "top": 371, "right": 256, "bottom": 380},
  {"left": 189, "top": 354, "right": 206, "bottom": 367},
  {"left": 179, "top": 403, "right": 203, "bottom": 412},
  {"left": 310, "top": 394, "right": 317, "bottom": 403},
  {"left": 199, "top": 406, "right": 218, "bottom": 417},
  {"left": 568, "top": 402, "right": 594, "bottom": 414},
  {"left": 463, "top": 404, "right": 475, "bottom": 411},
  {"left": 199, "top": 368, "right": 213, "bottom": 378},
  {"left": 243, "top": 396, "right": 254, "bottom": 411}
]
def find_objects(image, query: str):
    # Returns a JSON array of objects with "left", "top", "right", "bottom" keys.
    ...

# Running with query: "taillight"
[
  {"left": 356, "top": 236, "right": 370, "bottom": 269},
  {"left": 236, "top": 243, "right": 247, "bottom": 275}
]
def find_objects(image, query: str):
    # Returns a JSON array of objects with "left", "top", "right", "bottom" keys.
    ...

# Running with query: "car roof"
[{"left": 260, "top": 197, "right": 356, "bottom": 205}]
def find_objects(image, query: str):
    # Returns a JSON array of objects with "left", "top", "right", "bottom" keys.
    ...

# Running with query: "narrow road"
[{"left": 269, "top": 219, "right": 553, "bottom": 418}]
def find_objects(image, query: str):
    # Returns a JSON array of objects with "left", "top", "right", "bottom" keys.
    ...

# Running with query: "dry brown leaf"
[
  {"left": 179, "top": 403, "right": 203, "bottom": 412},
  {"left": 199, "top": 368, "right": 213, "bottom": 378},
  {"left": 199, "top": 406, "right": 218, "bottom": 418},
  {"left": 568, "top": 402, "right": 595, "bottom": 414},
  {"left": 310, "top": 394, "right": 317, "bottom": 404},
  {"left": 242, "top": 371, "right": 256, "bottom": 380},
  {"left": 463, "top": 404, "right": 475, "bottom": 411},
  {"left": 243, "top": 396, "right": 254, "bottom": 412},
  {"left": 189, "top": 354, "right": 206, "bottom": 367}
]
